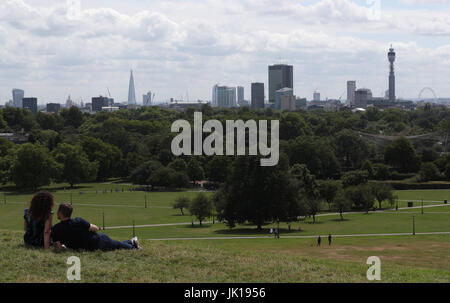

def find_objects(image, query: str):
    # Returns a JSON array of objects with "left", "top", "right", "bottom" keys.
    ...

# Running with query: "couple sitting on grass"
[{"left": 24, "top": 191, "right": 140, "bottom": 251}]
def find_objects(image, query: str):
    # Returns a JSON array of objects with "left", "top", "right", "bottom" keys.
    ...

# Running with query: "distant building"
[
  {"left": 388, "top": 46, "right": 396, "bottom": 102},
  {"left": 313, "top": 91, "right": 321, "bottom": 102},
  {"left": 128, "top": 70, "right": 137, "bottom": 106},
  {"left": 347, "top": 81, "right": 356, "bottom": 107},
  {"left": 275, "top": 88, "right": 294, "bottom": 110},
  {"left": 355, "top": 88, "right": 373, "bottom": 108},
  {"left": 296, "top": 98, "right": 307, "bottom": 110},
  {"left": 12, "top": 89, "right": 24, "bottom": 108},
  {"left": 22, "top": 98, "right": 38, "bottom": 115},
  {"left": 237, "top": 86, "right": 244, "bottom": 104},
  {"left": 46, "top": 103, "right": 61, "bottom": 114},
  {"left": 268, "top": 64, "right": 293, "bottom": 105},
  {"left": 280, "top": 94, "right": 296, "bottom": 111},
  {"left": 102, "top": 106, "right": 120, "bottom": 112},
  {"left": 66, "top": 95, "right": 74, "bottom": 108},
  {"left": 251, "top": 83, "right": 265, "bottom": 110},
  {"left": 212, "top": 84, "right": 218, "bottom": 107},
  {"left": 217, "top": 86, "right": 236, "bottom": 108},
  {"left": 92, "top": 96, "right": 109, "bottom": 112},
  {"left": 143, "top": 91, "right": 153, "bottom": 106},
  {"left": 0, "top": 132, "right": 29, "bottom": 144}
]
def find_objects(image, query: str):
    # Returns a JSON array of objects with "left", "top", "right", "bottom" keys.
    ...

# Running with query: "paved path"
[
  {"left": 101, "top": 204, "right": 450, "bottom": 230},
  {"left": 145, "top": 231, "right": 450, "bottom": 241}
]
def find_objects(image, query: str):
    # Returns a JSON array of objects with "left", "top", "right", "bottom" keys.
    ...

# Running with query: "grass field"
[{"left": 0, "top": 183, "right": 449, "bottom": 282}]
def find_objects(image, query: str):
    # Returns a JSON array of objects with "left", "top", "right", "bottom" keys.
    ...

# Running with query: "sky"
[{"left": 0, "top": 0, "right": 450, "bottom": 105}]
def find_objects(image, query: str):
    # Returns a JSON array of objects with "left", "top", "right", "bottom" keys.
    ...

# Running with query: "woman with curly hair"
[{"left": 24, "top": 191, "right": 54, "bottom": 249}]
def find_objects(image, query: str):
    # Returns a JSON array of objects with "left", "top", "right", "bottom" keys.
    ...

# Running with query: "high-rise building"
[
  {"left": 92, "top": 96, "right": 109, "bottom": 112},
  {"left": 237, "top": 86, "right": 244, "bottom": 104},
  {"left": 347, "top": 81, "right": 356, "bottom": 107},
  {"left": 275, "top": 88, "right": 294, "bottom": 110},
  {"left": 212, "top": 84, "right": 218, "bottom": 107},
  {"left": 268, "top": 64, "right": 293, "bottom": 104},
  {"left": 313, "top": 91, "right": 321, "bottom": 102},
  {"left": 388, "top": 46, "right": 396, "bottom": 102},
  {"left": 355, "top": 88, "right": 372, "bottom": 108},
  {"left": 251, "top": 83, "right": 265, "bottom": 110},
  {"left": 66, "top": 95, "right": 74, "bottom": 108},
  {"left": 46, "top": 103, "right": 61, "bottom": 114},
  {"left": 22, "top": 98, "right": 38, "bottom": 115},
  {"left": 280, "top": 94, "right": 296, "bottom": 111},
  {"left": 12, "top": 89, "right": 24, "bottom": 108},
  {"left": 128, "top": 70, "right": 136, "bottom": 105},
  {"left": 217, "top": 86, "right": 236, "bottom": 108},
  {"left": 143, "top": 91, "right": 153, "bottom": 106}
]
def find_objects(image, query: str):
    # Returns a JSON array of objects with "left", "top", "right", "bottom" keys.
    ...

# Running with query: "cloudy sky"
[{"left": 0, "top": 0, "right": 450, "bottom": 105}]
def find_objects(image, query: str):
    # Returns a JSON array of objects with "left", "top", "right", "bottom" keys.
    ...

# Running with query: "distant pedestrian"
[
  {"left": 270, "top": 228, "right": 273, "bottom": 234},
  {"left": 275, "top": 228, "right": 280, "bottom": 239},
  {"left": 317, "top": 236, "right": 321, "bottom": 247},
  {"left": 328, "top": 234, "right": 332, "bottom": 246}
]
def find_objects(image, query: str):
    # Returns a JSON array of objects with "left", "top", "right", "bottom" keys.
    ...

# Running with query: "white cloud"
[{"left": 0, "top": 0, "right": 449, "bottom": 103}]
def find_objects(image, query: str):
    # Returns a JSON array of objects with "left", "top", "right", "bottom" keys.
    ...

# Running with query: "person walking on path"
[
  {"left": 317, "top": 236, "right": 321, "bottom": 247},
  {"left": 328, "top": 234, "right": 332, "bottom": 246}
]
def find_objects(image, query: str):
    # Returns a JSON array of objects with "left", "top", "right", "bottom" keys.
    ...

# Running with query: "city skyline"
[{"left": 1, "top": 0, "right": 450, "bottom": 104}]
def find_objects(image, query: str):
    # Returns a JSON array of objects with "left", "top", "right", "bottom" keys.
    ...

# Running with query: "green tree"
[
  {"left": 11, "top": 143, "right": 60, "bottom": 191},
  {"left": 332, "top": 190, "right": 352, "bottom": 220},
  {"left": 341, "top": 170, "right": 369, "bottom": 188},
  {"left": 130, "top": 160, "right": 163, "bottom": 187},
  {"left": 370, "top": 183, "right": 395, "bottom": 210},
  {"left": 81, "top": 136, "right": 122, "bottom": 180},
  {"left": 361, "top": 160, "right": 374, "bottom": 178},
  {"left": 335, "top": 129, "right": 369, "bottom": 169},
  {"left": 52, "top": 143, "right": 98, "bottom": 188},
  {"left": 206, "top": 156, "right": 232, "bottom": 183},
  {"left": 384, "top": 137, "right": 421, "bottom": 173},
  {"left": 187, "top": 158, "right": 205, "bottom": 184},
  {"left": 419, "top": 162, "right": 440, "bottom": 182},
  {"left": 318, "top": 180, "right": 340, "bottom": 211},
  {"left": 189, "top": 193, "right": 213, "bottom": 226},
  {"left": 61, "top": 106, "right": 84, "bottom": 129},
  {"left": 345, "top": 185, "right": 375, "bottom": 214},
  {"left": 172, "top": 196, "right": 190, "bottom": 216}
]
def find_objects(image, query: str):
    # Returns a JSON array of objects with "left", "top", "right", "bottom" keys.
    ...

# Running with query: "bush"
[{"left": 419, "top": 162, "right": 441, "bottom": 182}]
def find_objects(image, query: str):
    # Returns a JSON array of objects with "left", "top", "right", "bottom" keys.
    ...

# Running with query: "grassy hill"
[{"left": 1, "top": 231, "right": 449, "bottom": 283}]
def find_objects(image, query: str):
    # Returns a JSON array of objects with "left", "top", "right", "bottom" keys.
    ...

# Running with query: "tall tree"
[
  {"left": 189, "top": 193, "right": 213, "bottom": 226},
  {"left": 52, "top": 143, "right": 98, "bottom": 188},
  {"left": 384, "top": 137, "right": 421, "bottom": 173},
  {"left": 11, "top": 143, "right": 60, "bottom": 191}
]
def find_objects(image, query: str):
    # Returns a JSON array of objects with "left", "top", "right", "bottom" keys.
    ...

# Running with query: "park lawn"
[
  {"left": 100, "top": 210, "right": 450, "bottom": 241},
  {"left": 0, "top": 231, "right": 448, "bottom": 283}
]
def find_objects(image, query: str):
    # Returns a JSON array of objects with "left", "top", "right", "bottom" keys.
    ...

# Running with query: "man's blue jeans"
[{"left": 97, "top": 233, "right": 135, "bottom": 251}]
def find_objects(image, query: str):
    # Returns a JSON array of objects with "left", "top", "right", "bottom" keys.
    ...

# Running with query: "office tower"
[
  {"left": 237, "top": 86, "right": 244, "bottom": 104},
  {"left": 212, "top": 84, "right": 218, "bottom": 107},
  {"left": 268, "top": 64, "right": 293, "bottom": 104},
  {"left": 355, "top": 88, "right": 372, "bottom": 108},
  {"left": 388, "top": 46, "right": 396, "bottom": 102},
  {"left": 12, "top": 89, "right": 24, "bottom": 108},
  {"left": 280, "top": 94, "right": 296, "bottom": 111},
  {"left": 128, "top": 70, "right": 136, "bottom": 105},
  {"left": 275, "top": 87, "right": 294, "bottom": 110},
  {"left": 22, "top": 98, "right": 38, "bottom": 115},
  {"left": 347, "top": 81, "right": 356, "bottom": 107},
  {"left": 46, "top": 103, "right": 61, "bottom": 114},
  {"left": 143, "top": 91, "right": 152, "bottom": 106},
  {"left": 251, "top": 83, "right": 265, "bottom": 110},
  {"left": 217, "top": 86, "right": 236, "bottom": 108},
  {"left": 92, "top": 96, "right": 109, "bottom": 112},
  {"left": 313, "top": 91, "right": 321, "bottom": 102}
]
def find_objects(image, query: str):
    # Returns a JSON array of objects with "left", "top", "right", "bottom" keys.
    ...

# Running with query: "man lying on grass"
[{"left": 51, "top": 203, "right": 140, "bottom": 251}]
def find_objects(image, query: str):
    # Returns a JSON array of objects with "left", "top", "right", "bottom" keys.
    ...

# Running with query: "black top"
[
  {"left": 23, "top": 209, "right": 45, "bottom": 247},
  {"left": 51, "top": 218, "right": 100, "bottom": 250}
]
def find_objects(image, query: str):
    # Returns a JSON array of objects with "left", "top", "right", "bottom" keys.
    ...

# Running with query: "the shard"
[{"left": 128, "top": 70, "right": 136, "bottom": 105}]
